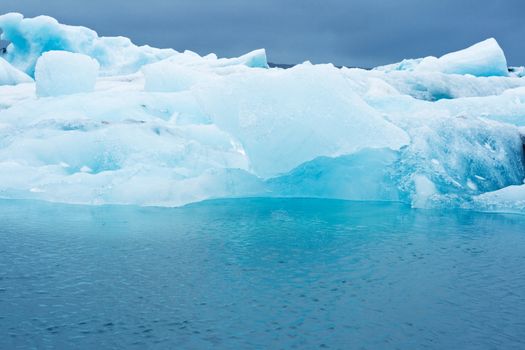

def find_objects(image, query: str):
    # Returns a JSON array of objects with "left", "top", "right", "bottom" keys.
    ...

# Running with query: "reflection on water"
[{"left": 1, "top": 198, "right": 524, "bottom": 349}]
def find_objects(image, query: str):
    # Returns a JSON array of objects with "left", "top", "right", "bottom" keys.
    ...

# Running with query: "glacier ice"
[
  {"left": 143, "top": 63, "right": 212, "bottom": 93},
  {"left": 473, "top": 183, "right": 525, "bottom": 213},
  {"left": 0, "top": 57, "right": 33, "bottom": 85},
  {"left": 0, "top": 13, "right": 268, "bottom": 79},
  {"left": 195, "top": 63, "right": 409, "bottom": 178},
  {"left": 35, "top": 51, "right": 99, "bottom": 97},
  {"left": 416, "top": 38, "right": 508, "bottom": 77},
  {"left": 1, "top": 13, "right": 525, "bottom": 213},
  {"left": 142, "top": 49, "right": 268, "bottom": 92},
  {"left": 376, "top": 38, "right": 508, "bottom": 77},
  {"left": 0, "top": 13, "right": 176, "bottom": 76},
  {"left": 361, "top": 69, "right": 525, "bottom": 101}
]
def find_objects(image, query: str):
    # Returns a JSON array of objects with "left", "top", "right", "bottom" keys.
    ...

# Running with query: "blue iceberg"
[{"left": 0, "top": 13, "right": 524, "bottom": 213}]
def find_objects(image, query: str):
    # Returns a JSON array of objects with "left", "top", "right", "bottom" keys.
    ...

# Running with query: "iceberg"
[
  {"left": 0, "top": 13, "right": 176, "bottom": 76},
  {"left": 376, "top": 38, "right": 509, "bottom": 77},
  {"left": 1, "top": 13, "right": 525, "bottom": 213},
  {"left": 472, "top": 183, "right": 525, "bottom": 213},
  {"left": 416, "top": 38, "right": 509, "bottom": 77},
  {"left": 35, "top": 51, "right": 99, "bottom": 97},
  {"left": 142, "top": 49, "right": 268, "bottom": 93}
]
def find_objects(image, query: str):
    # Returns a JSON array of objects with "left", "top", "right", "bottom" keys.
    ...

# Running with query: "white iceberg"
[
  {"left": 35, "top": 51, "right": 99, "bottom": 97},
  {"left": 0, "top": 13, "right": 524, "bottom": 213},
  {"left": 0, "top": 12, "right": 176, "bottom": 76},
  {"left": 416, "top": 38, "right": 508, "bottom": 77},
  {"left": 376, "top": 38, "right": 509, "bottom": 77},
  {"left": 472, "top": 182, "right": 525, "bottom": 214}
]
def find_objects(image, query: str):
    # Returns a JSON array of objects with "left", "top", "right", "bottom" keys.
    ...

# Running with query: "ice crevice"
[{"left": 1, "top": 13, "right": 525, "bottom": 213}]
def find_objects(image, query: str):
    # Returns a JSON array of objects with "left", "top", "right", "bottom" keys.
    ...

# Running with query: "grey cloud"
[{"left": 1, "top": 0, "right": 524, "bottom": 67}]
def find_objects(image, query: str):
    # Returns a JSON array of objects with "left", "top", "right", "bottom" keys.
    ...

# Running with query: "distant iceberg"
[
  {"left": 1, "top": 13, "right": 524, "bottom": 213},
  {"left": 376, "top": 38, "right": 509, "bottom": 77}
]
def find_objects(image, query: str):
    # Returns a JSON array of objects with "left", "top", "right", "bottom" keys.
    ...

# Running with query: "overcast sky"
[{"left": 1, "top": 0, "right": 524, "bottom": 67}]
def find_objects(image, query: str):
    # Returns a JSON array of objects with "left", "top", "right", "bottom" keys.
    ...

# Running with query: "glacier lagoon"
[
  {"left": 1, "top": 198, "right": 525, "bottom": 349},
  {"left": 1, "top": 12, "right": 525, "bottom": 350}
]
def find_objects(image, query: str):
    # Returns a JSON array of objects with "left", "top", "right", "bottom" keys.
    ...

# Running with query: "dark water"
[{"left": 1, "top": 198, "right": 524, "bottom": 349}]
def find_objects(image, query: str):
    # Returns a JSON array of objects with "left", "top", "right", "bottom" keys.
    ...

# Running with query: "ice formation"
[
  {"left": 0, "top": 13, "right": 175, "bottom": 76},
  {"left": 0, "top": 57, "right": 32, "bottom": 85},
  {"left": 1, "top": 13, "right": 525, "bottom": 213},
  {"left": 415, "top": 38, "right": 508, "bottom": 77},
  {"left": 376, "top": 38, "right": 508, "bottom": 77},
  {"left": 143, "top": 49, "right": 268, "bottom": 92},
  {"left": 35, "top": 51, "right": 99, "bottom": 96}
]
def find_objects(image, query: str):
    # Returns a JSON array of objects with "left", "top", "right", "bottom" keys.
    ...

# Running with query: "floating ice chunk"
[
  {"left": 0, "top": 12, "right": 176, "bottom": 76},
  {"left": 35, "top": 51, "right": 99, "bottom": 97},
  {"left": 374, "top": 39, "right": 509, "bottom": 78},
  {"left": 0, "top": 57, "right": 33, "bottom": 85},
  {"left": 416, "top": 38, "right": 508, "bottom": 77}
]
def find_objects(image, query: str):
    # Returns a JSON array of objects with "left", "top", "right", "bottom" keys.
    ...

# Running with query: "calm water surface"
[{"left": 1, "top": 198, "right": 524, "bottom": 349}]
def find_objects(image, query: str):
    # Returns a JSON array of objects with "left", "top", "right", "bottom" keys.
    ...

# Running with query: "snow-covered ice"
[
  {"left": 143, "top": 49, "right": 268, "bottom": 92},
  {"left": 376, "top": 38, "right": 508, "bottom": 77},
  {"left": 0, "top": 57, "right": 32, "bottom": 85},
  {"left": 1, "top": 13, "right": 525, "bottom": 212},
  {"left": 0, "top": 13, "right": 175, "bottom": 76},
  {"left": 35, "top": 51, "right": 99, "bottom": 97},
  {"left": 416, "top": 38, "right": 508, "bottom": 77}
]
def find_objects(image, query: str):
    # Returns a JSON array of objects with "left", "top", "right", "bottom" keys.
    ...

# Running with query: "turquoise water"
[{"left": 1, "top": 198, "right": 524, "bottom": 349}]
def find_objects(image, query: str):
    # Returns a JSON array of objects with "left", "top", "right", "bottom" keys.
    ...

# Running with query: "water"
[{"left": 1, "top": 198, "right": 524, "bottom": 350}]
